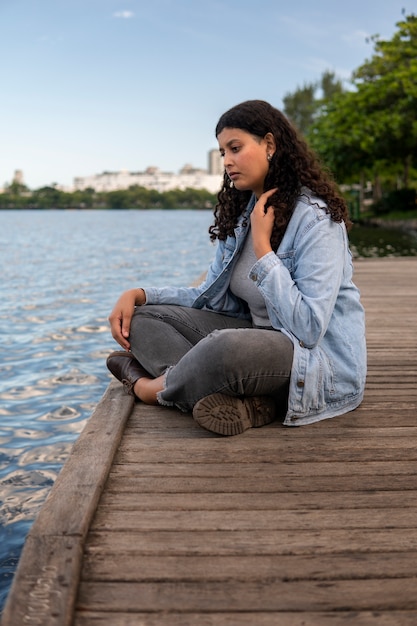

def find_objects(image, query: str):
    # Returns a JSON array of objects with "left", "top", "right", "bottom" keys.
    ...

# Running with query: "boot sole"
[{"left": 193, "top": 393, "right": 276, "bottom": 436}]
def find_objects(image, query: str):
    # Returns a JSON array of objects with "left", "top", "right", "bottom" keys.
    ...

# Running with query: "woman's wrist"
[
  {"left": 134, "top": 288, "right": 146, "bottom": 306},
  {"left": 254, "top": 242, "right": 273, "bottom": 259}
]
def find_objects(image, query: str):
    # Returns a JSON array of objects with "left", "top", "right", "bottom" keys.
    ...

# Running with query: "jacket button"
[
  {"left": 299, "top": 340, "right": 305, "bottom": 347},
  {"left": 297, "top": 380, "right": 305, "bottom": 388},
  {"left": 251, "top": 274, "right": 257, "bottom": 281}
]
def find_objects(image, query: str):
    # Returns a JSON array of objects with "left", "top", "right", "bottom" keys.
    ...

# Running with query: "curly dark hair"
[{"left": 209, "top": 100, "right": 351, "bottom": 249}]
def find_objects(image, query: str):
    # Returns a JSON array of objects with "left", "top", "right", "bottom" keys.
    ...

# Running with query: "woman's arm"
[
  {"left": 252, "top": 215, "right": 346, "bottom": 347},
  {"left": 108, "top": 239, "right": 227, "bottom": 349}
]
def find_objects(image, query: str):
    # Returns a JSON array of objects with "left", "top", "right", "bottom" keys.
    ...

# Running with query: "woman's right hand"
[{"left": 108, "top": 288, "right": 146, "bottom": 350}]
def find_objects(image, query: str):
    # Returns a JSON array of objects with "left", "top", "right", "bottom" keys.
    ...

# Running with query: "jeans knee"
[{"left": 205, "top": 329, "right": 246, "bottom": 367}]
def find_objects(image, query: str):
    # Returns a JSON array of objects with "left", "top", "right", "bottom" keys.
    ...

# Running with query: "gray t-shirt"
[{"left": 229, "top": 229, "right": 271, "bottom": 327}]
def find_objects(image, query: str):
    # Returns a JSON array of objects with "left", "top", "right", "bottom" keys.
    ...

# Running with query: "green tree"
[
  {"left": 283, "top": 82, "right": 316, "bottom": 135},
  {"left": 72, "top": 187, "right": 97, "bottom": 208},
  {"left": 311, "top": 12, "right": 417, "bottom": 195},
  {"left": 0, "top": 183, "right": 218, "bottom": 211},
  {"left": 283, "top": 70, "right": 344, "bottom": 135},
  {"left": 31, "top": 186, "right": 71, "bottom": 209},
  {"left": 105, "top": 189, "right": 133, "bottom": 209},
  {"left": 5, "top": 180, "right": 30, "bottom": 196},
  {"left": 352, "top": 12, "right": 417, "bottom": 186},
  {"left": 320, "top": 70, "right": 344, "bottom": 101}
]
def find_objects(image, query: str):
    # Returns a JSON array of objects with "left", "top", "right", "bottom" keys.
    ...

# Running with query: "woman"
[{"left": 107, "top": 100, "right": 366, "bottom": 436}]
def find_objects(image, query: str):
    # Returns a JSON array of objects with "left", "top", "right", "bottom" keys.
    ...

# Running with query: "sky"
[{"left": 0, "top": 0, "right": 413, "bottom": 190}]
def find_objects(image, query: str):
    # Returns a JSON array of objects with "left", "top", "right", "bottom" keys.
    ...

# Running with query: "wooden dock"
[{"left": 2, "top": 256, "right": 417, "bottom": 626}]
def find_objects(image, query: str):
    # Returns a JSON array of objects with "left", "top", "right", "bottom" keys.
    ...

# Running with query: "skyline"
[{"left": 0, "top": 0, "right": 411, "bottom": 189}]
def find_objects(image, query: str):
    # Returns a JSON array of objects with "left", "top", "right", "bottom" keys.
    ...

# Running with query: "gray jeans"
[{"left": 129, "top": 305, "right": 293, "bottom": 414}]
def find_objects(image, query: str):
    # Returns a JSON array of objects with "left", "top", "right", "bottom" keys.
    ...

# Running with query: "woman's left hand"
[{"left": 250, "top": 188, "right": 277, "bottom": 259}]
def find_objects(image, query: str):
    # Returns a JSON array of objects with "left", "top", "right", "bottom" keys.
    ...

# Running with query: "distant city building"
[
  {"left": 13, "top": 169, "right": 24, "bottom": 185},
  {"left": 208, "top": 149, "right": 223, "bottom": 176},
  {"left": 0, "top": 169, "right": 25, "bottom": 193},
  {"left": 73, "top": 151, "right": 224, "bottom": 195},
  {"left": 1, "top": 152, "right": 225, "bottom": 195}
]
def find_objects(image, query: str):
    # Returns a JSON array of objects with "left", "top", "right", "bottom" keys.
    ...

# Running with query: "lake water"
[
  {"left": 0, "top": 209, "right": 216, "bottom": 609},
  {"left": 348, "top": 222, "right": 417, "bottom": 258},
  {"left": 1, "top": 209, "right": 417, "bottom": 610}
]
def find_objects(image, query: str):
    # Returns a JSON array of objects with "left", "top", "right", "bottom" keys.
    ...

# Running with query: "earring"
[
  {"left": 267, "top": 154, "right": 272, "bottom": 162},
  {"left": 229, "top": 180, "right": 234, "bottom": 188}
]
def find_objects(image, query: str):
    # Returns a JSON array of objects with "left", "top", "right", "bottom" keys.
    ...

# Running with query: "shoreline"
[{"left": 357, "top": 218, "right": 417, "bottom": 233}]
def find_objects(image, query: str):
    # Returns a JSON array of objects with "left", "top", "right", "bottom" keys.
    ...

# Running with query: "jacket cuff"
[{"left": 249, "top": 251, "right": 281, "bottom": 284}]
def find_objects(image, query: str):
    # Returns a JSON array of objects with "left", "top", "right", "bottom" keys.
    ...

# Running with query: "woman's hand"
[
  {"left": 250, "top": 188, "right": 277, "bottom": 259},
  {"left": 108, "top": 288, "right": 146, "bottom": 350}
]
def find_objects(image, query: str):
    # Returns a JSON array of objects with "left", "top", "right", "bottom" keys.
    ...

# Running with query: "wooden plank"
[
  {"left": 81, "top": 551, "right": 417, "bottom": 582},
  {"left": 97, "top": 490, "right": 417, "bottom": 510},
  {"left": 89, "top": 508, "right": 417, "bottom": 531},
  {"left": 74, "top": 611, "right": 417, "bottom": 626},
  {"left": 0, "top": 536, "right": 83, "bottom": 626},
  {"left": 103, "top": 474, "right": 417, "bottom": 492},
  {"left": 111, "top": 439, "right": 417, "bottom": 463},
  {"left": 82, "top": 528, "right": 417, "bottom": 556},
  {"left": 118, "top": 423, "right": 417, "bottom": 439},
  {"left": 76, "top": 578, "right": 417, "bottom": 611},
  {"left": 124, "top": 411, "right": 417, "bottom": 428},
  {"left": 104, "top": 459, "right": 417, "bottom": 477}
]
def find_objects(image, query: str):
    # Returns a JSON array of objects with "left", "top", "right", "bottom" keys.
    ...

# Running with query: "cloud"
[
  {"left": 113, "top": 11, "right": 134, "bottom": 19},
  {"left": 342, "top": 30, "right": 371, "bottom": 46},
  {"left": 278, "top": 15, "right": 326, "bottom": 39}
]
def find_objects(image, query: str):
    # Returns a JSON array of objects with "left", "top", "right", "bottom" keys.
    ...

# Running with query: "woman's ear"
[{"left": 265, "top": 132, "right": 276, "bottom": 157}]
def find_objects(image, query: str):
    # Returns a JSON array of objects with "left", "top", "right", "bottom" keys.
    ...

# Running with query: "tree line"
[{"left": 0, "top": 183, "right": 218, "bottom": 211}]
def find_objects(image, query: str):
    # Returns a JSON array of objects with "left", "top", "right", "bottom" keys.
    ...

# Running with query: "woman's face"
[{"left": 217, "top": 127, "right": 274, "bottom": 198}]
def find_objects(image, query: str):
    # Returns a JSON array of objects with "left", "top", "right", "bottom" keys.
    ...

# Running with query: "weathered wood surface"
[{"left": 2, "top": 256, "right": 417, "bottom": 626}]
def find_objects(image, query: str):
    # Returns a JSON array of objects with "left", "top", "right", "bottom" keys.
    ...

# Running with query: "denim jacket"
[{"left": 145, "top": 190, "right": 367, "bottom": 426}]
